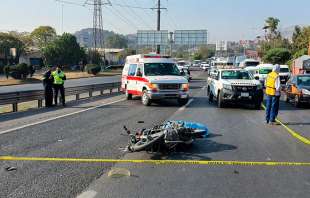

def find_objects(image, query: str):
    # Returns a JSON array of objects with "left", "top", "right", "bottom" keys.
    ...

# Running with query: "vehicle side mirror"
[{"left": 254, "top": 76, "right": 259, "bottom": 80}]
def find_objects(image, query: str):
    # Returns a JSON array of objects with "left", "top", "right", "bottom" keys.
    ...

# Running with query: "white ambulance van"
[{"left": 122, "top": 54, "right": 190, "bottom": 106}]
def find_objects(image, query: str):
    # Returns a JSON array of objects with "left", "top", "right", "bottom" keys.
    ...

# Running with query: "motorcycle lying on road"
[{"left": 123, "top": 121, "right": 209, "bottom": 152}]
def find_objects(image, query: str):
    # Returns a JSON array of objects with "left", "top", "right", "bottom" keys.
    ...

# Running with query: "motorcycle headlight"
[
  {"left": 223, "top": 84, "right": 232, "bottom": 90},
  {"left": 302, "top": 88, "right": 310, "bottom": 95}
]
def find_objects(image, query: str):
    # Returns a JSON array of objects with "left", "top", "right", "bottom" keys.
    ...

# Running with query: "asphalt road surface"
[
  {"left": 0, "top": 76, "right": 121, "bottom": 93},
  {"left": 0, "top": 71, "right": 309, "bottom": 198}
]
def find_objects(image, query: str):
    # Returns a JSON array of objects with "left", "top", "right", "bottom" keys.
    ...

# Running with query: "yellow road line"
[
  {"left": 261, "top": 104, "right": 310, "bottom": 145},
  {"left": 0, "top": 156, "right": 309, "bottom": 166}
]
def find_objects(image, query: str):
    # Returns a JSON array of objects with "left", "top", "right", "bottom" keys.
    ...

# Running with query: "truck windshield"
[
  {"left": 245, "top": 62, "right": 259, "bottom": 67},
  {"left": 297, "top": 76, "right": 310, "bottom": 86},
  {"left": 259, "top": 68, "right": 272, "bottom": 74},
  {"left": 280, "top": 68, "right": 289, "bottom": 73},
  {"left": 221, "top": 70, "right": 251, "bottom": 80},
  {"left": 144, "top": 63, "right": 181, "bottom": 76}
]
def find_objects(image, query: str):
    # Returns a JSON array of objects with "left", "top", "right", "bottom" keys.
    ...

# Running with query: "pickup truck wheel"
[
  {"left": 178, "top": 98, "right": 189, "bottom": 106},
  {"left": 217, "top": 90, "right": 225, "bottom": 108},
  {"left": 125, "top": 90, "right": 132, "bottom": 100},
  {"left": 142, "top": 90, "right": 152, "bottom": 106},
  {"left": 294, "top": 95, "right": 301, "bottom": 108},
  {"left": 208, "top": 89, "right": 214, "bottom": 103}
]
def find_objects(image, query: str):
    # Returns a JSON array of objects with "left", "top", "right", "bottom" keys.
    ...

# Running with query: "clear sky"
[{"left": 0, "top": 0, "right": 309, "bottom": 42}]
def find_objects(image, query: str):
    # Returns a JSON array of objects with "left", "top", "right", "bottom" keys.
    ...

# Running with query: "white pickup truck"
[{"left": 207, "top": 68, "right": 264, "bottom": 109}]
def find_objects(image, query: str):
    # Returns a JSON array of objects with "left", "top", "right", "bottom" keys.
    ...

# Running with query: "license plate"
[
  {"left": 181, "top": 95, "right": 188, "bottom": 99},
  {"left": 241, "top": 92, "right": 249, "bottom": 97}
]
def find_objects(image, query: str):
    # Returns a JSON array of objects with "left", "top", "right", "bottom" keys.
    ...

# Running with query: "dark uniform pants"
[
  {"left": 54, "top": 84, "right": 65, "bottom": 106},
  {"left": 45, "top": 85, "right": 54, "bottom": 107}
]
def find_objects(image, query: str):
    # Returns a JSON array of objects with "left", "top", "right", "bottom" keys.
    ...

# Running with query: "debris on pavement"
[
  {"left": 124, "top": 120, "right": 209, "bottom": 152},
  {"left": 5, "top": 166, "right": 17, "bottom": 172}
]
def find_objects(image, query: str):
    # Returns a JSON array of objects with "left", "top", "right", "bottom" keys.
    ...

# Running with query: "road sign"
[
  {"left": 174, "top": 30, "right": 208, "bottom": 46},
  {"left": 137, "top": 30, "right": 169, "bottom": 46}
]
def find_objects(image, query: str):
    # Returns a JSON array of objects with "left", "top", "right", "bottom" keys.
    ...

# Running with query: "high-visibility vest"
[
  {"left": 52, "top": 71, "right": 65, "bottom": 85},
  {"left": 265, "top": 71, "right": 278, "bottom": 96}
]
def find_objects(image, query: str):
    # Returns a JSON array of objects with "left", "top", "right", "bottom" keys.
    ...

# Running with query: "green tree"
[
  {"left": 263, "top": 17, "right": 280, "bottom": 40},
  {"left": 291, "top": 26, "right": 310, "bottom": 54},
  {"left": 0, "top": 32, "right": 25, "bottom": 65},
  {"left": 104, "top": 34, "right": 128, "bottom": 48},
  {"left": 9, "top": 31, "right": 34, "bottom": 49},
  {"left": 263, "top": 48, "right": 292, "bottom": 64},
  {"left": 42, "top": 33, "right": 86, "bottom": 66},
  {"left": 31, "top": 26, "right": 56, "bottom": 48}
]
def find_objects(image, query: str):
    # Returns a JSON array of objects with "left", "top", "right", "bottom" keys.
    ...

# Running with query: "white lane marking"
[
  {"left": 178, "top": 98, "right": 194, "bottom": 112},
  {"left": 76, "top": 190, "right": 97, "bottom": 198},
  {"left": 0, "top": 98, "right": 126, "bottom": 135}
]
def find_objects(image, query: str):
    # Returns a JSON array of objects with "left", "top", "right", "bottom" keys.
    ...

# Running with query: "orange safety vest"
[{"left": 265, "top": 71, "right": 278, "bottom": 96}]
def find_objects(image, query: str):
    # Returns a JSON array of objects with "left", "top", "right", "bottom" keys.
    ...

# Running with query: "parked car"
[
  {"left": 176, "top": 61, "right": 190, "bottom": 70},
  {"left": 200, "top": 62, "right": 210, "bottom": 71},
  {"left": 279, "top": 65, "right": 291, "bottom": 84},
  {"left": 207, "top": 68, "right": 263, "bottom": 109},
  {"left": 178, "top": 67, "right": 192, "bottom": 82},
  {"left": 285, "top": 74, "right": 310, "bottom": 107}
]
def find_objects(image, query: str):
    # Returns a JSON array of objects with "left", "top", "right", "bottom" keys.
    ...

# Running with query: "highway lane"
[
  {"left": 277, "top": 100, "right": 310, "bottom": 139},
  {"left": 81, "top": 87, "right": 310, "bottom": 198},
  {"left": 0, "top": 73, "right": 206, "bottom": 198},
  {"left": 0, "top": 75, "right": 121, "bottom": 93},
  {"left": 0, "top": 71, "right": 309, "bottom": 198}
]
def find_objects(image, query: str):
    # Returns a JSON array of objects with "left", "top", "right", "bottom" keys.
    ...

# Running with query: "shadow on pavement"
[
  {"left": 150, "top": 138, "right": 237, "bottom": 161},
  {"left": 281, "top": 122, "right": 310, "bottom": 126}
]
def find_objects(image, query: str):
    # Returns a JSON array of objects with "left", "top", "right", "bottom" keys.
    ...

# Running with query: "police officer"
[
  {"left": 265, "top": 64, "right": 281, "bottom": 124},
  {"left": 42, "top": 67, "right": 54, "bottom": 107},
  {"left": 52, "top": 66, "right": 67, "bottom": 107}
]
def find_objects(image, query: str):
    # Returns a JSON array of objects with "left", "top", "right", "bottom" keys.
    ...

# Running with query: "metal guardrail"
[{"left": 0, "top": 82, "right": 122, "bottom": 112}]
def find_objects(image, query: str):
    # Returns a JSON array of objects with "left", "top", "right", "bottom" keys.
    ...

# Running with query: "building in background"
[
  {"left": 19, "top": 47, "right": 43, "bottom": 68},
  {"left": 90, "top": 48, "right": 125, "bottom": 65}
]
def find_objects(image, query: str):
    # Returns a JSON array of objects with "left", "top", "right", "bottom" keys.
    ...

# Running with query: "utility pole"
[
  {"left": 156, "top": 0, "right": 161, "bottom": 54},
  {"left": 169, "top": 32, "right": 174, "bottom": 56},
  {"left": 152, "top": 0, "right": 166, "bottom": 54},
  {"left": 84, "top": 0, "right": 111, "bottom": 66}
]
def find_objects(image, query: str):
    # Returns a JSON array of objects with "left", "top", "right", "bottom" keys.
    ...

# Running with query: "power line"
[
  {"left": 118, "top": 0, "right": 153, "bottom": 29},
  {"left": 133, "top": 0, "right": 155, "bottom": 29},
  {"left": 104, "top": 6, "right": 139, "bottom": 31}
]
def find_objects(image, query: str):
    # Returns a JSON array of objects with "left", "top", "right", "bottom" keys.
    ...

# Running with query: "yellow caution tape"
[
  {"left": 261, "top": 104, "right": 310, "bottom": 145},
  {"left": 0, "top": 156, "right": 309, "bottom": 166}
]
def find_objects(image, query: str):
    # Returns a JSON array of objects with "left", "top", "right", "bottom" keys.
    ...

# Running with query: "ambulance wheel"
[
  {"left": 125, "top": 91, "right": 132, "bottom": 100},
  {"left": 142, "top": 90, "right": 152, "bottom": 106}
]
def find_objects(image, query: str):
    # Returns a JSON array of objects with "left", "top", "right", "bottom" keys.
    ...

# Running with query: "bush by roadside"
[
  {"left": 85, "top": 64, "right": 101, "bottom": 75},
  {"left": 3, "top": 63, "right": 36, "bottom": 79}
]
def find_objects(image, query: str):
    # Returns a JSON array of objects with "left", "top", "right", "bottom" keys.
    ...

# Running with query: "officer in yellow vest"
[
  {"left": 265, "top": 64, "right": 281, "bottom": 124},
  {"left": 52, "top": 66, "right": 66, "bottom": 106}
]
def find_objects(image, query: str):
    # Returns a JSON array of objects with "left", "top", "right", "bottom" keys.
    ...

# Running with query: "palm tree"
[{"left": 263, "top": 17, "right": 280, "bottom": 40}]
